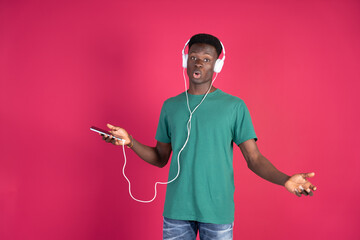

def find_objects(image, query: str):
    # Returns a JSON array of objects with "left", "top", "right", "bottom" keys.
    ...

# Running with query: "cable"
[{"left": 120, "top": 70, "right": 219, "bottom": 203}]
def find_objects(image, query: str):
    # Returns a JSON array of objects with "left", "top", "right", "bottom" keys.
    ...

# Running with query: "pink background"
[{"left": 1, "top": 0, "right": 359, "bottom": 239}]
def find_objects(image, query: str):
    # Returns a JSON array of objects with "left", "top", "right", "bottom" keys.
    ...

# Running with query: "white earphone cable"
[{"left": 120, "top": 69, "right": 218, "bottom": 203}]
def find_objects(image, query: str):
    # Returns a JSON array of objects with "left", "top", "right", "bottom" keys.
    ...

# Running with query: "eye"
[
  {"left": 190, "top": 56, "right": 196, "bottom": 61},
  {"left": 204, "top": 58, "right": 210, "bottom": 62}
]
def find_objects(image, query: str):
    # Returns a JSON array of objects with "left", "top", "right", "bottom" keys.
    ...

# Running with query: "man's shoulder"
[
  {"left": 216, "top": 89, "right": 245, "bottom": 105},
  {"left": 163, "top": 92, "right": 186, "bottom": 108},
  {"left": 162, "top": 92, "right": 185, "bottom": 107}
]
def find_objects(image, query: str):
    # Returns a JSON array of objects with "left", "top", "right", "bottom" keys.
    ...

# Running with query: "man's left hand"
[{"left": 284, "top": 172, "right": 317, "bottom": 197}]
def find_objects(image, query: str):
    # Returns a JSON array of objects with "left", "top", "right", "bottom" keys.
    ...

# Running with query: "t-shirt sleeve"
[
  {"left": 155, "top": 102, "right": 171, "bottom": 143},
  {"left": 233, "top": 100, "right": 257, "bottom": 145}
]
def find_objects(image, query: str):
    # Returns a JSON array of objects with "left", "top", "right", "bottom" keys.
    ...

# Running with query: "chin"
[
  {"left": 188, "top": 73, "right": 212, "bottom": 84},
  {"left": 190, "top": 78, "right": 205, "bottom": 84}
]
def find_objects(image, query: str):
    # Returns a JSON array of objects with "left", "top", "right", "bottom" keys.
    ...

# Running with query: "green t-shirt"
[{"left": 155, "top": 89, "right": 257, "bottom": 224}]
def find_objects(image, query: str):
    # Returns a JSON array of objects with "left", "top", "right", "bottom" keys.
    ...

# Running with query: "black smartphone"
[{"left": 90, "top": 126, "right": 123, "bottom": 141}]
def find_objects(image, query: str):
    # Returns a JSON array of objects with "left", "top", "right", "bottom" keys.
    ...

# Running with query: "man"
[{"left": 101, "top": 33, "right": 317, "bottom": 240}]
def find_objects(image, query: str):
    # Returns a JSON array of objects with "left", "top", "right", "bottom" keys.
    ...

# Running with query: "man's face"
[{"left": 186, "top": 43, "right": 218, "bottom": 86}]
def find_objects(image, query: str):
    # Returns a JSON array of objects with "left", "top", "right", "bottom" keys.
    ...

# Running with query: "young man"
[{"left": 101, "top": 34, "right": 317, "bottom": 240}]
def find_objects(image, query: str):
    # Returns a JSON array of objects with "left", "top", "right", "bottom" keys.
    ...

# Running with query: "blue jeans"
[{"left": 163, "top": 217, "right": 234, "bottom": 240}]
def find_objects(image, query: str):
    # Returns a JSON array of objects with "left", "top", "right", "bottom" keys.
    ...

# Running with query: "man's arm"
[
  {"left": 102, "top": 123, "right": 172, "bottom": 168},
  {"left": 239, "top": 139, "right": 290, "bottom": 186},
  {"left": 130, "top": 139, "right": 172, "bottom": 168},
  {"left": 239, "top": 139, "right": 317, "bottom": 197}
]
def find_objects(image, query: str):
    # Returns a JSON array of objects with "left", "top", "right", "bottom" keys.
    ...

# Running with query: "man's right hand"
[{"left": 101, "top": 123, "right": 132, "bottom": 146}]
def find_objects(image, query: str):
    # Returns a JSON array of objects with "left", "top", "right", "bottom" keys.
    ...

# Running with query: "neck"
[{"left": 188, "top": 84, "right": 217, "bottom": 95}]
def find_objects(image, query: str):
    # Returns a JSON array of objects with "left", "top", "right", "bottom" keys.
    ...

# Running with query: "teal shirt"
[{"left": 155, "top": 89, "right": 257, "bottom": 224}]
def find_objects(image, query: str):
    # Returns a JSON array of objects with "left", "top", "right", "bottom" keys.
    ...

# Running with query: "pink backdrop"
[{"left": 1, "top": 0, "right": 359, "bottom": 239}]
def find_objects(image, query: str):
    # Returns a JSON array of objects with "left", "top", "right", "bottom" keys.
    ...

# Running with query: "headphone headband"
[{"left": 182, "top": 38, "right": 226, "bottom": 73}]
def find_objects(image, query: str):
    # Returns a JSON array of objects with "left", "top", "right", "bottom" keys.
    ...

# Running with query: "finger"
[
  {"left": 294, "top": 189, "right": 302, "bottom": 197},
  {"left": 102, "top": 134, "right": 111, "bottom": 140},
  {"left": 301, "top": 172, "right": 315, "bottom": 179},
  {"left": 114, "top": 139, "right": 124, "bottom": 146},
  {"left": 303, "top": 184, "right": 316, "bottom": 196},
  {"left": 304, "top": 181, "right": 317, "bottom": 191},
  {"left": 107, "top": 123, "right": 120, "bottom": 131},
  {"left": 304, "top": 187, "right": 312, "bottom": 195},
  {"left": 105, "top": 135, "right": 113, "bottom": 142},
  {"left": 110, "top": 137, "right": 117, "bottom": 145},
  {"left": 302, "top": 181, "right": 315, "bottom": 193},
  {"left": 299, "top": 186, "right": 309, "bottom": 196},
  {"left": 301, "top": 190, "right": 309, "bottom": 196}
]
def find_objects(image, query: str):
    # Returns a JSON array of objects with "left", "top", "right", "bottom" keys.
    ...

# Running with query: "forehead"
[{"left": 188, "top": 43, "right": 217, "bottom": 57}]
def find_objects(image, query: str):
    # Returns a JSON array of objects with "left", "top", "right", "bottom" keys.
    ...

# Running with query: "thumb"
[
  {"left": 107, "top": 123, "right": 118, "bottom": 130},
  {"left": 302, "top": 172, "right": 315, "bottom": 178}
]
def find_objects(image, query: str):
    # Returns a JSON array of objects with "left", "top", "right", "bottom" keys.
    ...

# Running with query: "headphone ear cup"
[
  {"left": 214, "top": 59, "right": 224, "bottom": 73},
  {"left": 182, "top": 54, "right": 188, "bottom": 68}
]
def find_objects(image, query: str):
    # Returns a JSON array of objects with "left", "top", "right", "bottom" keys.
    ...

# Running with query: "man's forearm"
[
  {"left": 129, "top": 138, "right": 167, "bottom": 168},
  {"left": 247, "top": 154, "right": 290, "bottom": 186}
]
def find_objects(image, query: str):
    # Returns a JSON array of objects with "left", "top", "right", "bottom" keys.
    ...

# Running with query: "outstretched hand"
[
  {"left": 285, "top": 172, "right": 317, "bottom": 197},
  {"left": 100, "top": 123, "right": 132, "bottom": 146}
]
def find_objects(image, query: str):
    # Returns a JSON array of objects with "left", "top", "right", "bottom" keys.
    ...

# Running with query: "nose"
[{"left": 195, "top": 59, "right": 203, "bottom": 68}]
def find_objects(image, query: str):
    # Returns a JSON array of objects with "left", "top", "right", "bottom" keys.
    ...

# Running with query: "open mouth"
[{"left": 193, "top": 70, "right": 201, "bottom": 79}]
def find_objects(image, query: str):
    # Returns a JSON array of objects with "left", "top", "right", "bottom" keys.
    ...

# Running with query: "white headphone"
[{"left": 182, "top": 39, "right": 226, "bottom": 73}]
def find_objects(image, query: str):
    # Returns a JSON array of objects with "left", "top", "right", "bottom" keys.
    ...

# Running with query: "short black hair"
[{"left": 188, "top": 33, "right": 222, "bottom": 58}]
